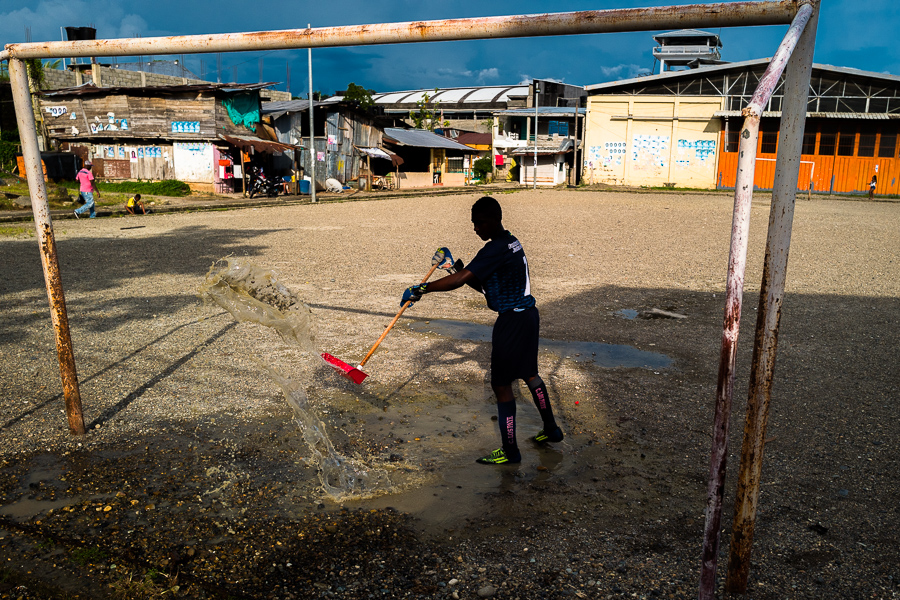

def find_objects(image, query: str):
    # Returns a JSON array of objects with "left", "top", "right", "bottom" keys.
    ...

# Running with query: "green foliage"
[
  {"left": 409, "top": 88, "right": 441, "bottom": 131},
  {"left": 59, "top": 179, "right": 191, "bottom": 196},
  {"left": 343, "top": 82, "right": 376, "bottom": 109},
  {"left": 71, "top": 546, "right": 107, "bottom": 566},
  {"left": 25, "top": 58, "right": 46, "bottom": 90},
  {"left": 0, "top": 141, "right": 19, "bottom": 171},
  {"left": 472, "top": 156, "right": 492, "bottom": 181}
]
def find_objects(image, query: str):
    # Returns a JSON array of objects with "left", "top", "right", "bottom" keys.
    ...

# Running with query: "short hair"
[
  {"left": 134, "top": 194, "right": 141, "bottom": 200},
  {"left": 471, "top": 196, "right": 502, "bottom": 221}
]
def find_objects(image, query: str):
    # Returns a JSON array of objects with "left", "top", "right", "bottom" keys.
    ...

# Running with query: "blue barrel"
[{"left": 299, "top": 179, "right": 311, "bottom": 195}]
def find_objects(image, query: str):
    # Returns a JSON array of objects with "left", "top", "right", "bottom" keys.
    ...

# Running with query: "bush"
[
  {"left": 60, "top": 179, "right": 192, "bottom": 197},
  {"left": 472, "top": 157, "right": 492, "bottom": 182},
  {"left": 0, "top": 141, "right": 19, "bottom": 172}
]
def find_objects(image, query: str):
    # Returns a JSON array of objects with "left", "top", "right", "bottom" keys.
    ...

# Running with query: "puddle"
[
  {"left": 616, "top": 309, "right": 639, "bottom": 320},
  {"left": 0, "top": 497, "right": 74, "bottom": 521},
  {"left": 406, "top": 319, "right": 672, "bottom": 369}
]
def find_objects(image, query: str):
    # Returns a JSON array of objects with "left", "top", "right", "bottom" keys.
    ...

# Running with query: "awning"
[
  {"left": 357, "top": 146, "right": 405, "bottom": 167},
  {"left": 510, "top": 147, "right": 574, "bottom": 156},
  {"left": 713, "top": 111, "right": 900, "bottom": 119},
  {"left": 218, "top": 134, "right": 297, "bottom": 154}
]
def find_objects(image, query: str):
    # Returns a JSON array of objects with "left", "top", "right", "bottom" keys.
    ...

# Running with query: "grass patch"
[
  {"left": 71, "top": 545, "right": 107, "bottom": 566},
  {"left": 58, "top": 179, "right": 191, "bottom": 197},
  {"left": 110, "top": 568, "right": 180, "bottom": 600},
  {"left": 0, "top": 226, "right": 32, "bottom": 237}
]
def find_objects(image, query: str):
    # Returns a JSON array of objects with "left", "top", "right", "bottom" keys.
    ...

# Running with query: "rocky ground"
[{"left": 0, "top": 189, "right": 898, "bottom": 599}]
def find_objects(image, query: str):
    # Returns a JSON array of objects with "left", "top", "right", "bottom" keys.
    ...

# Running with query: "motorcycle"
[{"left": 247, "top": 166, "right": 280, "bottom": 198}]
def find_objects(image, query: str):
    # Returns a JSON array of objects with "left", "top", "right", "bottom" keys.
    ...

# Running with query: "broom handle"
[{"left": 358, "top": 263, "right": 439, "bottom": 368}]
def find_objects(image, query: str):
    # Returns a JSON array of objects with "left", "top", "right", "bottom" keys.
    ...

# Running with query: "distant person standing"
[
  {"left": 74, "top": 162, "right": 99, "bottom": 219},
  {"left": 869, "top": 174, "right": 877, "bottom": 200}
]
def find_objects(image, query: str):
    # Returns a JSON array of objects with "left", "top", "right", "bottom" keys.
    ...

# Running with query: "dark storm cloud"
[{"left": 1, "top": 0, "right": 894, "bottom": 97}]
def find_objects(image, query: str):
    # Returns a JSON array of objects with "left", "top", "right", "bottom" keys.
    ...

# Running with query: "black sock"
[
  {"left": 528, "top": 377, "right": 557, "bottom": 431},
  {"left": 497, "top": 400, "right": 518, "bottom": 453}
]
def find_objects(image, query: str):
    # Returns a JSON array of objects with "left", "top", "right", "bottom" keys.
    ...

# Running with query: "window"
[
  {"left": 558, "top": 121, "right": 569, "bottom": 136},
  {"left": 725, "top": 129, "right": 740, "bottom": 153},
  {"left": 818, "top": 132, "right": 836, "bottom": 155},
  {"left": 548, "top": 121, "right": 559, "bottom": 136},
  {"left": 760, "top": 130, "right": 778, "bottom": 154},
  {"left": 802, "top": 131, "right": 817, "bottom": 155},
  {"left": 446, "top": 157, "right": 464, "bottom": 173},
  {"left": 857, "top": 127, "right": 877, "bottom": 157},
  {"left": 878, "top": 133, "right": 897, "bottom": 158},
  {"left": 837, "top": 132, "right": 855, "bottom": 156}
]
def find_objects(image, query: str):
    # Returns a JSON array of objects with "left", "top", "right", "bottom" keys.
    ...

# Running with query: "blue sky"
[{"left": 1, "top": 0, "right": 897, "bottom": 96}]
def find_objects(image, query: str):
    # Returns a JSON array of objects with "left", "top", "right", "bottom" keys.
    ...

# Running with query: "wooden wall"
[{"left": 717, "top": 121, "right": 900, "bottom": 195}]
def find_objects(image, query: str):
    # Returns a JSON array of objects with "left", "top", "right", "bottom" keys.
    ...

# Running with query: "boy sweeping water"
[{"left": 401, "top": 196, "right": 563, "bottom": 464}]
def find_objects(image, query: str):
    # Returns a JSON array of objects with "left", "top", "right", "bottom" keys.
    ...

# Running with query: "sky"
[{"left": 1, "top": 0, "right": 898, "bottom": 97}]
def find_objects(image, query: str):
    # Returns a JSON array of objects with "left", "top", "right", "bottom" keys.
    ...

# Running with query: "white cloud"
[{"left": 598, "top": 64, "right": 651, "bottom": 80}]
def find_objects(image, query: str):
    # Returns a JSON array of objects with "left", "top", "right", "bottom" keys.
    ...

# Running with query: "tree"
[
  {"left": 343, "top": 82, "right": 375, "bottom": 109},
  {"left": 472, "top": 157, "right": 492, "bottom": 182},
  {"left": 409, "top": 88, "right": 441, "bottom": 131}
]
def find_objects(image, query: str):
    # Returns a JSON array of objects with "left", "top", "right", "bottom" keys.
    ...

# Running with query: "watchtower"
[{"left": 652, "top": 29, "right": 723, "bottom": 73}]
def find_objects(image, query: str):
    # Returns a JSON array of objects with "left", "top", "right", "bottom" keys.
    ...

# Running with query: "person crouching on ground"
[
  {"left": 73, "top": 162, "right": 99, "bottom": 219},
  {"left": 126, "top": 193, "right": 147, "bottom": 215},
  {"left": 400, "top": 196, "right": 564, "bottom": 465}
]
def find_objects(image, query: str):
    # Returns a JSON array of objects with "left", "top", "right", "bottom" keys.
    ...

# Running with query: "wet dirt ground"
[{"left": 1, "top": 190, "right": 898, "bottom": 599}]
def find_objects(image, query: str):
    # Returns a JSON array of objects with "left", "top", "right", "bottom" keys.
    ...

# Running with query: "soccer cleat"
[
  {"left": 73, "top": 211, "right": 79, "bottom": 219},
  {"left": 532, "top": 426, "right": 564, "bottom": 444},
  {"left": 476, "top": 447, "right": 521, "bottom": 465}
]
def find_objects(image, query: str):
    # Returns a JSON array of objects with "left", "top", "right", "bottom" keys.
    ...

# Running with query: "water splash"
[
  {"left": 200, "top": 257, "right": 317, "bottom": 352},
  {"left": 256, "top": 361, "right": 390, "bottom": 498},
  {"left": 200, "top": 257, "right": 390, "bottom": 499}
]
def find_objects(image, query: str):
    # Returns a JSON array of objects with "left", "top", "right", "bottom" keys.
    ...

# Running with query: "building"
[
  {"left": 36, "top": 82, "right": 285, "bottom": 192},
  {"left": 382, "top": 128, "right": 477, "bottom": 188},
  {"left": 584, "top": 58, "right": 900, "bottom": 195},
  {"left": 262, "top": 98, "right": 395, "bottom": 189},
  {"left": 493, "top": 107, "right": 585, "bottom": 186}
]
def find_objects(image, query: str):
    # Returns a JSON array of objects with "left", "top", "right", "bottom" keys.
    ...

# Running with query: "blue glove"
[
  {"left": 432, "top": 247, "right": 456, "bottom": 271},
  {"left": 401, "top": 283, "right": 428, "bottom": 306}
]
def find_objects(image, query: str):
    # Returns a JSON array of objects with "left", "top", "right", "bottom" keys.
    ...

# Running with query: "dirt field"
[{"left": 1, "top": 189, "right": 898, "bottom": 599}]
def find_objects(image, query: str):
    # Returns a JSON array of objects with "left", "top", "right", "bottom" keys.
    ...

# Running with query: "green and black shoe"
[
  {"left": 476, "top": 447, "right": 521, "bottom": 464},
  {"left": 532, "top": 426, "right": 564, "bottom": 444}
]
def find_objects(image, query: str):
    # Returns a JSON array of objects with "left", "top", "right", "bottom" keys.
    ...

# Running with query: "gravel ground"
[{"left": 0, "top": 189, "right": 898, "bottom": 599}]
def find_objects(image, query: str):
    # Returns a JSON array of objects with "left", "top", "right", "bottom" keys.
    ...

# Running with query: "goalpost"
[{"left": 1, "top": 3, "right": 819, "bottom": 596}]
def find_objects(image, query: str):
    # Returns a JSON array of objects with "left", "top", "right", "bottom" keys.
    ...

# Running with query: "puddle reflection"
[{"left": 406, "top": 319, "right": 672, "bottom": 369}]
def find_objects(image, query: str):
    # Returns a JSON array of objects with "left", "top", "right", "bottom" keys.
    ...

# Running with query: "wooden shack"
[{"left": 37, "top": 83, "right": 277, "bottom": 192}]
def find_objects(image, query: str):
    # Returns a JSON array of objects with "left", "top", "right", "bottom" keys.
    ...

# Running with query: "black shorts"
[{"left": 490, "top": 306, "right": 540, "bottom": 386}]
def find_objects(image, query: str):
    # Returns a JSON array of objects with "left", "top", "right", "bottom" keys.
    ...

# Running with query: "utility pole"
[
  {"left": 308, "top": 24, "right": 316, "bottom": 203},
  {"left": 533, "top": 80, "right": 539, "bottom": 190}
]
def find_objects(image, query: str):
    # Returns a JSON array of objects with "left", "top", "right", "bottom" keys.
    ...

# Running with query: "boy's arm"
[{"left": 425, "top": 268, "right": 477, "bottom": 293}]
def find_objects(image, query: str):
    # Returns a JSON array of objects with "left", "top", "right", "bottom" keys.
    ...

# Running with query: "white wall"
[{"left": 173, "top": 142, "right": 216, "bottom": 183}]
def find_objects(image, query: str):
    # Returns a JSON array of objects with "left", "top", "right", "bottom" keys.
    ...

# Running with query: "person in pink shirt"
[{"left": 74, "top": 162, "right": 99, "bottom": 218}]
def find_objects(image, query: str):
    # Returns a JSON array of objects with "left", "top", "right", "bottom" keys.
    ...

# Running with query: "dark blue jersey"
[{"left": 466, "top": 231, "right": 536, "bottom": 313}]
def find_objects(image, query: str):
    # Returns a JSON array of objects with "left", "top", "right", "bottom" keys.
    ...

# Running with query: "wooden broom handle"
[{"left": 358, "top": 263, "right": 439, "bottom": 368}]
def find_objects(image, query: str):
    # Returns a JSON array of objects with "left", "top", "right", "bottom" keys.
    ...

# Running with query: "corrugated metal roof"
[
  {"left": 495, "top": 107, "right": 586, "bottom": 117},
  {"left": 586, "top": 58, "right": 900, "bottom": 91},
  {"left": 369, "top": 85, "right": 529, "bottom": 106},
  {"left": 713, "top": 110, "right": 900, "bottom": 119},
  {"left": 383, "top": 128, "right": 477, "bottom": 152},
  {"left": 261, "top": 98, "right": 340, "bottom": 119},
  {"left": 38, "top": 82, "right": 277, "bottom": 97},
  {"left": 219, "top": 134, "right": 296, "bottom": 154}
]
